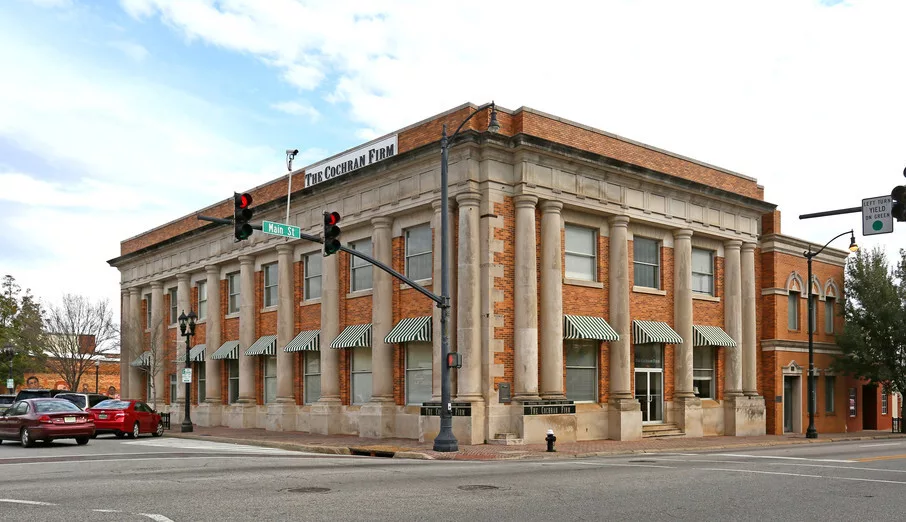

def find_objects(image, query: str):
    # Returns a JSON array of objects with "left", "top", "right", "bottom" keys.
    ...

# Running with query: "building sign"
[{"left": 305, "top": 134, "right": 398, "bottom": 188}]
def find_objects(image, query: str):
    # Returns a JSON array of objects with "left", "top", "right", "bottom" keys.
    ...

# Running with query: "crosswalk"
[{"left": 123, "top": 437, "right": 326, "bottom": 455}]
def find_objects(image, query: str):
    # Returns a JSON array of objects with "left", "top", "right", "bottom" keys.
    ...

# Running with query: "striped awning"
[
  {"left": 693, "top": 325, "right": 737, "bottom": 347},
  {"left": 330, "top": 324, "right": 372, "bottom": 349},
  {"left": 130, "top": 351, "right": 151, "bottom": 367},
  {"left": 245, "top": 335, "right": 277, "bottom": 356},
  {"left": 284, "top": 330, "right": 320, "bottom": 352},
  {"left": 384, "top": 316, "right": 432, "bottom": 344},
  {"left": 563, "top": 315, "right": 620, "bottom": 341},
  {"left": 211, "top": 340, "right": 240, "bottom": 360},
  {"left": 632, "top": 320, "right": 684, "bottom": 344},
  {"left": 173, "top": 345, "right": 206, "bottom": 363}
]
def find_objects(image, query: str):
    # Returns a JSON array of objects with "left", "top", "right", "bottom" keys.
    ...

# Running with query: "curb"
[{"left": 166, "top": 433, "right": 352, "bottom": 456}]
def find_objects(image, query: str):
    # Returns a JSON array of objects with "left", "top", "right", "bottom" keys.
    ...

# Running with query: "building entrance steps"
[
  {"left": 488, "top": 433, "right": 524, "bottom": 445},
  {"left": 642, "top": 423, "right": 684, "bottom": 438}
]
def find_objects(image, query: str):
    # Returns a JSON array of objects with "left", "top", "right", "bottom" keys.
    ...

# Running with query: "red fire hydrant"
[{"left": 545, "top": 429, "right": 556, "bottom": 452}]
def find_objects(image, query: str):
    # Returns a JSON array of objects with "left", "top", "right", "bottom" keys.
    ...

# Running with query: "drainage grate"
[
  {"left": 349, "top": 448, "right": 396, "bottom": 458},
  {"left": 286, "top": 487, "right": 330, "bottom": 494},
  {"left": 457, "top": 485, "right": 499, "bottom": 491}
]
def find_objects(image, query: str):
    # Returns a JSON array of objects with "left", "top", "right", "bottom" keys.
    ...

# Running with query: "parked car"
[
  {"left": 0, "top": 395, "right": 14, "bottom": 406},
  {"left": 14, "top": 389, "right": 52, "bottom": 401},
  {"left": 55, "top": 393, "right": 109, "bottom": 410},
  {"left": 0, "top": 398, "right": 95, "bottom": 446},
  {"left": 87, "top": 399, "right": 164, "bottom": 439}
]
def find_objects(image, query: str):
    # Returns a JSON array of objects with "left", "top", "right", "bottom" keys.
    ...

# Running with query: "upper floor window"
[
  {"left": 633, "top": 237, "right": 660, "bottom": 289},
  {"left": 304, "top": 253, "right": 322, "bottom": 300},
  {"left": 565, "top": 225, "right": 596, "bottom": 281},
  {"left": 144, "top": 294, "right": 152, "bottom": 328},
  {"left": 825, "top": 297, "right": 835, "bottom": 334},
  {"left": 691, "top": 248, "right": 714, "bottom": 295},
  {"left": 350, "top": 239, "right": 373, "bottom": 291},
  {"left": 405, "top": 225, "right": 432, "bottom": 281},
  {"left": 788, "top": 291, "right": 800, "bottom": 330},
  {"left": 227, "top": 272, "right": 240, "bottom": 314},
  {"left": 263, "top": 263, "right": 278, "bottom": 307},
  {"left": 197, "top": 281, "right": 207, "bottom": 320},
  {"left": 168, "top": 288, "right": 178, "bottom": 324}
]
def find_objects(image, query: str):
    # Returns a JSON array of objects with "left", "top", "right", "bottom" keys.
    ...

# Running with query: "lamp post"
[
  {"left": 95, "top": 359, "right": 100, "bottom": 393},
  {"left": 177, "top": 310, "right": 197, "bottom": 433},
  {"left": 3, "top": 343, "right": 14, "bottom": 394},
  {"left": 804, "top": 230, "right": 858, "bottom": 439},
  {"left": 434, "top": 102, "right": 500, "bottom": 452}
]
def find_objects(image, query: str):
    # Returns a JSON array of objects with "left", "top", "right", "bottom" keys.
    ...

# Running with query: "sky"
[{"left": 1, "top": 0, "right": 905, "bottom": 327}]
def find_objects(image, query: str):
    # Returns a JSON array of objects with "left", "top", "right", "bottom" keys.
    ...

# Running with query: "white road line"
[
  {"left": 92, "top": 509, "right": 122, "bottom": 513},
  {"left": 574, "top": 461, "right": 675, "bottom": 469},
  {"left": 0, "top": 499, "right": 56, "bottom": 506},
  {"left": 0, "top": 455, "right": 326, "bottom": 466},
  {"left": 139, "top": 514, "right": 176, "bottom": 522},
  {"left": 124, "top": 438, "right": 318, "bottom": 454},
  {"left": 0, "top": 452, "right": 165, "bottom": 461},
  {"left": 703, "top": 467, "right": 906, "bottom": 485},
  {"left": 711, "top": 453, "right": 854, "bottom": 463},
  {"left": 654, "top": 456, "right": 906, "bottom": 473},
  {"left": 859, "top": 442, "right": 902, "bottom": 448},
  {"left": 0, "top": 497, "right": 175, "bottom": 520}
]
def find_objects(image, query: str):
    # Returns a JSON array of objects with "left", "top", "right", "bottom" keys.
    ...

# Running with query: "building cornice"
[{"left": 759, "top": 233, "right": 850, "bottom": 266}]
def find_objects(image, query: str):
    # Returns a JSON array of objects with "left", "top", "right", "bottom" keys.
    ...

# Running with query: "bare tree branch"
[{"left": 43, "top": 294, "right": 118, "bottom": 391}]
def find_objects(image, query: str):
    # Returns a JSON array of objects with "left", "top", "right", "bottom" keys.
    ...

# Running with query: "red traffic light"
[
  {"left": 325, "top": 211, "right": 340, "bottom": 226},
  {"left": 238, "top": 193, "right": 253, "bottom": 209},
  {"left": 446, "top": 352, "right": 462, "bottom": 369}
]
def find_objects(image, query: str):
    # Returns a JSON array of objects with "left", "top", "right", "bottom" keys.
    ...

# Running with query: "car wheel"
[
  {"left": 114, "top": 431, "right": 125, "bottom": 439},
  {"left": 152, "top": 421, "right": 164, "bottom": 437},
  {"left": 130, "top": 422, "right": 140, "bottom": 439},
  {"left": 20, "top": 428, "right": 33, "bottom": 448},
  {"left": 90, "top": 433, "right": 97, "bottom": 439},
  {"left": 75, "top": 436, "right": 89, "bottom": 446}
]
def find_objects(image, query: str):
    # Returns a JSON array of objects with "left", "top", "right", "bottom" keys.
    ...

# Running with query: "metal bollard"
[{"left": 545, "top": 428, "right": 556, "bottom": 452}]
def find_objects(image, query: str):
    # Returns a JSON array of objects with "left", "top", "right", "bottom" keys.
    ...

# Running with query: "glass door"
[
  {"left": 635, "top": 369, "right": 664, "bottom": 423},
  {"left": 783, "top": 377, "right": 794, "bottom": 432}
]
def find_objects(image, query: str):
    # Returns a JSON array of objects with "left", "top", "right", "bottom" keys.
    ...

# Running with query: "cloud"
[
  {"left": 108, "top": 40, "right": 149, "bottom": 61},
  {"left": 270, "top": 101, "right": 320, "bottom": 121},
  {"left": 20, "top": 0, "right": 72, "bottom": 8}
]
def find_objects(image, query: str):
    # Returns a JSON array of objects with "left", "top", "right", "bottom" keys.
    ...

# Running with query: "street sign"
[
  {"left": 181, "top": 368, "right": 192, "bottom": 383},
  {"left": 262, "top": 220, "right": 301, "bottom": 239},
  {"left": 862, "top": 195, "right": 893, "bottom": 236},
  {"left": 6, "top": 379, "right": 13, "bottom": 390}
]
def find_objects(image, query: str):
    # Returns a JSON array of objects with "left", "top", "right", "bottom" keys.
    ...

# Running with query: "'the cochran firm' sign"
[{"left": 305, "top": 134, "right": 397, "bottom": 188}]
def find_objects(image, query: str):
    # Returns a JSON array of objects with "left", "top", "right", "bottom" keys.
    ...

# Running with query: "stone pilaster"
[
  {"left": 226, "top": 255, "right": 257, "bottom": 429},
  {"left": 672, "top": 229, "right": 702, "bottom": 437},
  {"left": 741, "top": 242, "right": 758, "bottom": 397},
  {"left": 175, "top": 273, "right": 191, "bottom": 403},
  {"left": 513, "top": 194, "right": 540, "bottom": 401},
  {"left": 431, "top": 199, "right": 443, "bottom": 400},
  {"left": 608, "top": 215, "right": 641, "bottom": 441},
  {"left": 120, "top": 290, "right": 130, "bottom": 399},
  {"left": 456, "top": 192, "right": 482, "bottom": 401},
  {"left": 540, "top": 200, "right": 564, "bottom": 399},
  {"left": 197, "top": 265, "right": 222, "bottom": 427},
  {"left": 311, "top": 252, "right": 341, "bottom": 435},
  {"left": 723, "top": 240, "right": 743, "bottom": 398},
  {"left": 128, "top": 287, "right": 143, "bottom": 400},
  {"left": 267, "top": 244, "right": 297, "bottom": 431},
  {"left": 150, "top": 281, "right": 166, "bottom": 411}
]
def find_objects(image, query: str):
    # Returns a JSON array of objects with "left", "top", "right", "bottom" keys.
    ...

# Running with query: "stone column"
[
  {"left": 456, "top": 192, "right": 482, "bottom": 401},
  {"left": 513, "top": 194, "right": 540, "bottom": 401},
  {"left": 431, "top": 199, "right": 443, "bottom": 400},
  {"left": 150, "top": 281, "right": 166, "bottom": 411},
  {"left": 311, "top": 252, "right": 341, "bottom": 435},
  {"left": 175, "top": 274, "right": 190, "bottom": 403},
  {"left": 723, "top": 240, "right": 743, "bottom": 398},
  {"left": 128, "top": 287, "right": 143, "bottom": 400},
  {"left": 197, "top": 265, "right": 222, "bottom": 427},
  {"left": 237, "top": 255, "right": 256, "bottom": 403},
  {"left": 540, "top": 200, "right": 564, "bottom": 399},
  {"left": 120, "top": 290, "right": 129, "bottom": 398},
  {"left": 741, "top": 243, "right": 758, "bottom": 397},
  {"left": 267, "top": 245, "right": 297, "bottom": 431},
  {"left": 608, "top": 215, "right": 641, "bottom": 441},
  {"left": 673, "top": 230, "right": 694, "bottom": 399}
]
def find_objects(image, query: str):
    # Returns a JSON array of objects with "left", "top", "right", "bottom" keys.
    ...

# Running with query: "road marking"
[
  {"left": 575, "top": 461, "right": 675, "bottom": 469},
  {"left": 711, "top": 453, "right": 854, "bottom": 463},
  {"left": 856, "top": 453, "right": 906, "bottom": 462},
  {"left": 0, "top": 499, "right": 56, "bottom": 506},
  {"left": 0, "top": 497, "right": 174, "bottom": 520},
  {"left": 124, "top": 438, "right": 319, "bottom": 454},
  {"left": 139, "top": 514, "right": 176, "bottom": 522},
  {"left": 92, "top": 509, "right": 122, "bottom": 513},
  {"left": 859, "top": 442, "right": 901, "bottom": 448},
  {"left": 703, "top": 467, "right": 906, "bottom": 485},
  {"left": 653, "top": 457, "right": 906, "bottom": 473},
  {"left": 0, "top": 455, "right": 328, "bottom": 467}
]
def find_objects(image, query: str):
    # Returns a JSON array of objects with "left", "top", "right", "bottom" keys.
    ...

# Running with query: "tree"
[
  {"left": 43, "top": 294, "right": 118, "bottom": 392},
  {"left": 832, "top": 247, "right": 906, "bottom": 430},
  {"left": 0, "top": 275, "right": 46, "bottom": 390},
  {"left": 122, "top": 314, "right": 168, "bottom": 409}
]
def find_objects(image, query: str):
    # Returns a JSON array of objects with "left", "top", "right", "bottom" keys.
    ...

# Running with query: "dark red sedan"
[
  {"left": 87, "top": 399, "right": 164, "bottom": 438},
  {"left": 0, "top": 398, "right": 95, "bottom": 447}
]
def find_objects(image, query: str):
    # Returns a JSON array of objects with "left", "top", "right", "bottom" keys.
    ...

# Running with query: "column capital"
[
  {"left": 432, "top": 198, "right": 456, "bottom": 212},
  {"left": 177, "top": 273, "right": 191, "bottom": 283},
  {"left": 276, "top": 244, "right": 294, "bottom": 255},
  {"left": 371, "top": 216, "right": 393, "bottom": 229},
  {"left": 741, "top": 242, "right": 757, "bottom": 253},
  {"left": 724, "top": 239, "right": 743, "bottom": 251},
  {"left": 609, "top": 215, "right": 630, "bottom": 228},
  {"left": 128, "top": 286, "right": 142, "bottom": 297},
  {"left": 205, "top": 265, "right": 220, "bottom": 276},
  {"left": 238, "top": 255, "right": 255, "bottom": 266},
  {"left": 539, "top": 200, "right": 563, "bottom": 214},
  {"left": 513, "top": 194, "right": 538, "bottom": 208},
  {"left": 150, "top": 281, "right": 164, "bottom": 290},
  {"left": 673, "top": 228, "right": 693, "bottom": 240},
  {"left": 455, "top": 191, "right": 481, "bottom": 207}
]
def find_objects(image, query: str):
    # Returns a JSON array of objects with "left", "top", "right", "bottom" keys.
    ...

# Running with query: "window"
[
  {"left": 691, "top": 249, "right": 714, "bottom": 295},
  {"left": 351, "top": 348, "right": 373, "bottom": 404},
  {"left": 264, "top": 356, "right": 277, "bottom": 403},
  {"left": 825, "top": 297, "right": 835, "bottom": 334},
  {"left": 145, "top": 294, "right": 152, "bottom": 328},
  {"left": 304, "top": 352, "right": 321, "bottom": 404},
  {"left": 169, "top": 288, "right": 178, "bottom": 324},
  {"left": 263, "top": 263, "right": 278, "bottom": 308},
  {"left": 849, "top": 388, "right": 857, "bottom": 417},
  {"left": 788, "top": 291, "right": 800, "bottom": 330},
  {"left": 169, "top": 374, "right": 177, "bottom": 404},
  {"left": 304, "top": 254, "right": 322, "bottom": 300},
  {"left": 565, "top": 225, "right": 597, "bottom": 281},
  {"left": 197, "top": 362, "right": 206, "bottom": 403},
  {"left": 565, "top": 340, "right": 597, "bottom": 402},
  {"left": 633, "top": 237, "right": 660, "bottom": 289},
  {"left": 405, "top": 343, "right": 432, "bottom": 405},
  {"left": 824, "top": 375, "right": 835, "bottom": 413},
  {"left": 809, "top": 295, "right": 818, "bottom": 332},
  {"left": 228, "top": 360, "right": 239, "bottom": 403},
  {"left": 693, "top": 347, "right": 715, "bottom": 399},
  {"left": 197, "top": 281, "right": 207, "bottom": 320},
  {"left": 228, "top": 273, "right": 240, "bottom": 314},
  {"left": 350, "top": 239, "right": 373, "bottom": 291},
  {"left": 405, "top": 225, "right": 432, "bottom": 281},
  {"left": 882, "top": 388, "right": 889, "bottom": 415}
]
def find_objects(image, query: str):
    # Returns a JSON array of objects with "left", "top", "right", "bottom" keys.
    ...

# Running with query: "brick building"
[{"left": 108, "top": 102, "right": 892, "bottom": 442}]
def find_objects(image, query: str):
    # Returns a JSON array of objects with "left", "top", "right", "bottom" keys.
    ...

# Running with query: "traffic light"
[
  {"left": 446, "top": 352, "right": 462, "bottom": 369},
  {"left": 234, "top": 192, "right": 254, "bottom": 241},
  {"left": 892, "top": 185, "right": 906, "bottom": 222},
  {"left": 323, "top": 211, "right": 341, "bottom": 256}
]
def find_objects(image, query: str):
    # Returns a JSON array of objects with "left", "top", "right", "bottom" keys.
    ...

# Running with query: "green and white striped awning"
[
  {"left": 633, "top": 320, "right": 684, "bottom": 344},
  {"left": 693, "top": 325, "right": 737, "bottom": 347},
  {"left": 130, "top": 351, "right": 151, "bottom": 367},
  {"left": 211, "top": 340, "right": 240, "bottom": 360},
  {"left": 330, "top": 324, "right": 372, "bottom": 349},
  {"left": 245, "top": 335, "right": 277, "bottom": 356},
  {"left": 284, "top": 330, "right": 320, "bottom": 352},
  {"left": 174, "top": 345, "right": 206, "bottom": 363},
  {"left": 563, "top": 315, "right": 620, "bottom": 341},
  {"left": 384, "top": 316, "right": 432, "bottom": 344}
]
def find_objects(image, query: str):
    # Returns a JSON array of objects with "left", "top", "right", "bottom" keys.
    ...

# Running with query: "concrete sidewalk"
[{"left": 164, "top": 426, "right": 906, "bottom": 461}]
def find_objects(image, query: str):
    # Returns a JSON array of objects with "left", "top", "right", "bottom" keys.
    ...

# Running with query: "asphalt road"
[{"left": 1, "top": 434, "right": 904, "bottom": 521}]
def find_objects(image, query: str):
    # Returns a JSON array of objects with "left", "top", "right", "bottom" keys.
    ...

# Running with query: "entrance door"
[
  {"left": 783, "top": 377, "right": 794, "bottom": 432},
  {"left": 862, "top": 385, "right": 878, "bottom": 430},
  {"left": 635, "top": 370, "right": 663, "bottom": 423}
]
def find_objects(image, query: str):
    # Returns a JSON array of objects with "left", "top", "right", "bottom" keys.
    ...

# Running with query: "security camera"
[{"left": 286, "top": 149, "right": 299, "bottom": 156}]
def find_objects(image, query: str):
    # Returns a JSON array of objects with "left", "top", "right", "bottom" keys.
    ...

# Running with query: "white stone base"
[
  {"left": 195, "top": 402, "right": 223, "bottom": 427},
  {"left": 674, "top": 397, "right": 703, "bottom": 438},
  {"left": 309, "top": 400, "right": 344, "bottom": 435},
  {"left": 224, "top": 403, "right": 257, "bottom": 428},
  {"left": 724, "top": 395, "right": 767, "bottom": 436},
  {"left": 358, "top": 401, "right": 397, "bottom": 439},
  {"left": 266, "top": 401, "right": 298, "bottom": 432},
  {"left": 519, "top": 413, "right": 577, "bottom": 444},
  {"left": 608, "top": 398, "right": 642, "bottom": 441},
  {"left": 419, "top": 411, "right": 483, "bottom": 445}
]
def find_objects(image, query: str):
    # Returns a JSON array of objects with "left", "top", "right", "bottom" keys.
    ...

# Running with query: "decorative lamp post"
[
  {"left": 3, "top": 343, "right": 15, "bottom": 394},
  {"left": 434, "top": 102, "right": 500, "bottom": 452},
  {"left": 95, "top": 359, "right": 100, "bottom": 393},
  {"left": 804, "top": 230, "right": 858, "bottom": 439},
  {"left": 177, "top": 310, "right": 197, "bottom": 433}
]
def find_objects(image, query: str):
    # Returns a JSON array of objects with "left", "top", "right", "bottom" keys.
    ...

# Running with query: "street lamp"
[
  {"left": 3, "top": 343, "right": 15, "bottom": 394},
  {"left": 95, "top": 359, "right": 100, "bottom": 393},
  {"left": 804, "top": 230, "right": 858, "bottom": 439},
  {"left": 434, "top": 101, "right": 501, "bottom": 452},
  {"left": 177, "top": 309, "right": 197, "bottom": 433}
]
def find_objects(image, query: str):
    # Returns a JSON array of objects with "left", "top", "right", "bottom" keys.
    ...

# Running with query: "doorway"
[
  {"left": 783, "top": 375, "right": 802, "bottom": 433},
  {"left": 634, "top": 344, "right": 664, "bottom": 424},
  {"left": 862, "top": 385, "right": 878, "bottom": 430}
]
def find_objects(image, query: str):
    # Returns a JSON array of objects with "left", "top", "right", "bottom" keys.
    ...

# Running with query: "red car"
[
  {"left": 0, "top": 398, "right": 95, "bottom": 447},
  {"left": 87, "top": 399, "right": 164, "bottom": 438}
]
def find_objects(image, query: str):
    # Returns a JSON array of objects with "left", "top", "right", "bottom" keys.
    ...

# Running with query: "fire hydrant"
[{"left": 545, "top": 429, "right": 556, "bottom": 452}]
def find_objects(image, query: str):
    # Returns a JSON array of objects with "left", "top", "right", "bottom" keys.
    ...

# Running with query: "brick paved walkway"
[{"left": 164, "top": 425, "right": 906, "bottom": 461}]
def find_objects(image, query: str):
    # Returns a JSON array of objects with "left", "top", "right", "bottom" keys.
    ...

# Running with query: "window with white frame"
[
  {"left": 145, "top": 294, "right": 152, "bottom": 328},
  {"left": 304, "top": 253, "right": 322, "bottom": 300},
  {"left": 197, "top": 281, "right": 207, "bottom": 320},
  {"left": 351, "top": 348, "right": 373, "bottom": 404},
  {"left": 565, "top": 225, "right": 597, "bottom": 281},
  {"left": 304, "top": 352, "right": 321, "bottom": 404},
  {"left": 405, "top": 342, "right": 432, "bottom": 405},
  {"left": 565, "top": 340, "right": 598, "bottom": 402},
  {"left": 788, "top": 291, "right": 800, "bottom": 330},
  {"left": 350, "top": 239, "right": 373, "bottom": 291},
  {"left": 882, "top": 387, "right": 889, "bottom": 415},
  {"left": 691, "top": 248, "right": 714, "bottom": 295},
  {"left": 197, "top": 362, "right": 206, "bottom": 403},
  {"left": 825, "top": 297, "right": 835, "bottom": 334},
  {"left": 693, "top": 347, "right": 715, "bottom": 399},
  {"left": 228, "top": 273, "right": 240, "bottom": 314},
  {"left": 825, "top": 375, "right": 835, "bottom": 413},
  {"left": 169, "top": 288, "right": 178, "bottom": 324},
  {"left": 633, "top": 237, "right": 660, "bottom": 289},
  {"left": 228, "top": 360, "right": 239, "bottom": 403},
  {"left": 263, "top": 263, "right": 278, "bottom": 308},
  {"left": 263, "top": 356, "right": 277, "bottom": 403},
  {"left": 169, "top": 373, "right": 177, "bottom": 404},
  {"left": 405, "top": 225, "right": 432, "bottom": 281}
]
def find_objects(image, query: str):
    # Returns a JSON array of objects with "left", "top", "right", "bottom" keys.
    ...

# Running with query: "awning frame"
[
  {"left": 563, "top": 315, "right": 620, "bottom": 342},
  {"left": 210, "top": 340, "right": 240, "bottom": 360},
  {"left": 245, "top": 335, "right": 278, "bottom": 356},
  {"left": 330, "top": 324, "right": 372, "bottom": 349},
  {"left": 692, "top": 325, "right": 737, "bottom": 347},
  {"left": 284, "top": 330, "right": 320, "bottom": 352},
  {"left": 632, "top": 320, "right": 684, "bottom": 344},
  {"left": 384, "top": 316, "right": 432, "bottom": 344}
]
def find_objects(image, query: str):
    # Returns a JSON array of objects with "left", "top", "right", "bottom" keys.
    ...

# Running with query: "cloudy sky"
[{"left": 1, "top": 0, "right": 905, "bottom": 325}]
